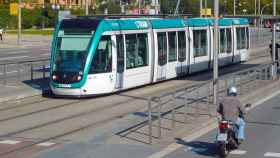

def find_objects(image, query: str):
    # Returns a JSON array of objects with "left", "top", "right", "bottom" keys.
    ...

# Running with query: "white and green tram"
[{"left": 50, "top": 17, "right": 250, "bottom": 97}]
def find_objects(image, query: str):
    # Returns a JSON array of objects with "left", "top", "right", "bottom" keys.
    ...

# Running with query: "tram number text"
[{"left": 135, "top": 21, "right": 148, "bottom": 29}]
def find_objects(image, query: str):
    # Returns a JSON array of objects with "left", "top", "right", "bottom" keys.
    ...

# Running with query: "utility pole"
[
  {"left": 272, "top": 0, "right": 277, "bottom": 79},
  {"left": 200, "top": 0, "right": 203, "bottom": 17},
  {"left": 85, "top": 0, "right": 89, "bottom": 15},
  {"left": 258, "top": 0, "right": 260, "bottom": 15},
  {"left": 233, "top": 0, "right": 236, "bottom": 16},
  {"left": 174, "top": 0, "right": 181, "bottom": 15},
  {"left": 138, "top": 0, "right": 141, "bottom": 14},
  {"left": 213, "top": 0, "right": 219, "bottom": 105},
  {"left": 156, "top": 0, "right": 159, "bottom": 14},
  {"left": 18, "top": 0, "right": 21, "bottom": 45},
  {"left": 255, "top": 0, "right": 257, "bottom": 15}
]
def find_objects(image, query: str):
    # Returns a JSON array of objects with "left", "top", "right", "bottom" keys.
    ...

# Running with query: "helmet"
[{"left": 227, "top": 86, "right": 237, "bottom": 96}]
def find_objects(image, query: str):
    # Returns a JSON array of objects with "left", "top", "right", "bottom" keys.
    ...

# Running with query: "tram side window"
[
  {"left": 125, "top": 33, "right": 148, "bottom": 69},
  {"left": 89, "top": 35, "right": 112, "bottom": 74},
  {"left": 168, "top": 32, "right": 177, "bottom": 62},
  {"left": 236, "top": 27, "right": 247, "bottom": 50},
  {"left": 178, "top": 31, "right": 186, "bottom": 62},
  {"left": 219, "top": 28, "right": 232, "bottom": 53},
  {"left": 193, "top": 30, "right": 207, "bottom": 57},
  {"left": 157, "top": 32, "right": 167, "bottom": 66},
  {"left": 116, "top": 35, "right": 124, "bottom": 73}
]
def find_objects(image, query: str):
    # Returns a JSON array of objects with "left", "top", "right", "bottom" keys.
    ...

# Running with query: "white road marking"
[
  {"left": 37, "top": 142, "right": 56, "bottom": 147},
  {"left": 40, "top": 53, "right": 50, "bottom": 56},
  {"left": 230, "top": 150, "right": 247, "bottom": 155},
  {"left": 0, "top": 140, "right": 21, "bottom": 145},
  {"left": 0, "top": 56, "right": 29, "bottom": 61},
  {"left": 2, "top": 50, "right": 29, "bottom": 55},
  {"left": 0, "top": 70, "right": 25, "bottom": 75},
  {"left": 264, "top": 152, "right": 280, "bottom": 157}
]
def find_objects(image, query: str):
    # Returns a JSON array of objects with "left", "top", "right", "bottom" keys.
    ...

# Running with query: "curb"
[{"left": 147, "top": 81, "right": 280, "bottom": 158}]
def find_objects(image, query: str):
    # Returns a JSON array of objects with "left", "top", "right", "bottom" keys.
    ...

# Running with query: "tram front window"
[{"left": 52, "top": 36, "right": 91, "bottom": 84}]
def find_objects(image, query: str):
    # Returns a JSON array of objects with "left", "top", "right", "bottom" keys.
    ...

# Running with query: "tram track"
[{"left": 0, "top": 96, "right": 50, "bottom": 112}]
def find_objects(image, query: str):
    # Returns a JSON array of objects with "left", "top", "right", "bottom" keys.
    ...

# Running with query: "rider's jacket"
[{"left": 217, "top": 96, "right": 246, "bottom": 121}]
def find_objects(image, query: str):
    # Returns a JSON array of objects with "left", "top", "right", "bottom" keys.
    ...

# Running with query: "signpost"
[{"left": 10, "top": 2, "right": 21, "bottom": 45}]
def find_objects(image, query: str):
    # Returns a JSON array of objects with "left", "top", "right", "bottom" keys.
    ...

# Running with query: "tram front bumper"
[{"left": 50, "top": 85, "right": 83, "bottom": 97}]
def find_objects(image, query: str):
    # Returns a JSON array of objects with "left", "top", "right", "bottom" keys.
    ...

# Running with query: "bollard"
[
  {"left": 30, "top": 62, "right": 34, "bottom": 81},
  {"left": 43, "top": 64, "right": 46, "bottom": 79},
  {"left": 171, "top": 93, "right": 176, "bottom": 130},
  {"left": 157, "top": 99, "right": 162, "bottom": 139},
  {"left": 195, "top": 90, "right": 199, "bottom": 118},
  {"left": 184, "top": 91, "right": 189, "bottom": 123},
  {"left": 148, "top": 97, "right": 152, "bottom": 144},
  {"left": 17, "top": 63, "right": 20, "bottom": 83},
  {"left": 3, "top": 64, "right": 6, "bottom": 85}
]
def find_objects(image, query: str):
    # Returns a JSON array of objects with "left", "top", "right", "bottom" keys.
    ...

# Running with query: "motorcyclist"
[{"left": 217, "top": 86, "right": 246, "bottom": 143}]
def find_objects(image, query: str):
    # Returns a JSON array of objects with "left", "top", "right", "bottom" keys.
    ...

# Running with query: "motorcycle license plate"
[{"left": 217, "top": 133, "right": 227, "bottom": 141}]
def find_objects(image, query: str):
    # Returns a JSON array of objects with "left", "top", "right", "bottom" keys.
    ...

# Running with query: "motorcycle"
[
  {"left": 216, "top": 104, "right": 251, "bottom": 158},
  {"left": 216, "top": 120, "right": 239, "bottom": 157}
]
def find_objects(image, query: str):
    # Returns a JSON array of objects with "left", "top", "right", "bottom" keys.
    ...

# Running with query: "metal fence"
[
  {"left": 0, "top": 59, "right": 50, "bottom": 87},
  {"left": 146, "top": 63, "right": 273, "bottom": 144}
]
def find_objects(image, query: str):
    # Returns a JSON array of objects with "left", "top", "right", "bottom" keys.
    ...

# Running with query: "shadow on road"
[{"left": 175, "top": 138, "right": 218, "bottom": 157}]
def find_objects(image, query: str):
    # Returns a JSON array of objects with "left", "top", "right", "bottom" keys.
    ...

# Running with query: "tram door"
[
  {"left": 156, "top": 32, "right": 168, "bottom": 81},
  {"left": 115, "top": 35, "right": 124, "bottom": 89}
]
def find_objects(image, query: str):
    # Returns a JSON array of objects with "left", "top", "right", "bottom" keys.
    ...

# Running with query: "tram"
[{"left": 50, "top": 17, "right": 250, "bottom": 97}]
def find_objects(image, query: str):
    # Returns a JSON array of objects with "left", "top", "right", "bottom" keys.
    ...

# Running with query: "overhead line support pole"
[
  {"left": 18, "top": 0, "right": 22, "bottom": 45},
  {"left": 213, "top": 0, "right": 219, "bottom": 105},
  {"left": 272, "top": 0, "right": 277, "bottom": 79}
]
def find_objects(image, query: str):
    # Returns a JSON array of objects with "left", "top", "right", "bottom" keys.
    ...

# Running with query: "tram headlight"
[
  {"left": 52, "top": 75, "right": 57, "bottom": 81},
  {"left": 77, "top": 75, "right": 82, "bottom": 81}
]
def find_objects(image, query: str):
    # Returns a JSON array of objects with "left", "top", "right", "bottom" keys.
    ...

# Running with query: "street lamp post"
[
  {"left": 52, "top": 3, "right": 60, "bottom": 25},
  {"left": 260, "top": 3, "right": 272, "bottom": 27},
  {"left": 213, "top": 0, "right": 219, "bottom": 104}
]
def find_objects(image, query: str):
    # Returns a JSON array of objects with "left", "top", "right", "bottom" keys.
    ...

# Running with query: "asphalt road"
[{"left": 164, "top": 94, "right": 280, "bottom": 158}]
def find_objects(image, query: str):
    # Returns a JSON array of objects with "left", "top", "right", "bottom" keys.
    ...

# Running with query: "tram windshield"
[
  {"left": 53, "top": 35, "right": 91, "bottom": 73},
  {"left": 52, "top": 18, "right": 100, "bottom": 74}
]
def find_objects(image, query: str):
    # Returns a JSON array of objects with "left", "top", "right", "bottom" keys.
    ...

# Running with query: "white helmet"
[{"left": 227, "top": 86, "right": 237, "bottom": 96}]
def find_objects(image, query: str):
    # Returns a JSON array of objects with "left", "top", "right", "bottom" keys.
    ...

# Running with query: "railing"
[
  {"left": 0, "top": 59, "right": 50, "bottom": 87},
  {"left": 146, "top": 63, "right": 273, "bottom": 144}
]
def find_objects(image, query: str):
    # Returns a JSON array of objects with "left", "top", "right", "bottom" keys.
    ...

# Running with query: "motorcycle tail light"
[{"left": 219, "top": 122, "right": 229, "bottom": 129}]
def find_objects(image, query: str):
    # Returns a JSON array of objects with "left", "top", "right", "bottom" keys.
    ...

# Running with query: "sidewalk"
[
  {"left": 33, "top": 76, "right": 280, "bottom": 158},
  {"left": 0, "top": 78, "right": 49, "bottom": 103}
]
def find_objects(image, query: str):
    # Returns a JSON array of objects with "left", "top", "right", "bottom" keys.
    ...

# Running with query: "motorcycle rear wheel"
[{"left": 218, "top": 143, "right": 228, "bottom": 158}]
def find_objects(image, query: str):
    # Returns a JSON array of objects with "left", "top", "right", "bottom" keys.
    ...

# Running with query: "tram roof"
[
  {"left": 58, "top": 17, "right": 249, "bottom": 33},
  {"left": 185, "top": 18, "right": 249, "bottom": 27}
]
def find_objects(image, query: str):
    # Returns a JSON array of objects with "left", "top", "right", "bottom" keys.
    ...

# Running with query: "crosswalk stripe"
[
  {"left": 37, "top": 142, "right": 56, "bottom": 147},
  {"left": 264, "top": 152, "right": 280, "bottom": 157},
  {"left": 0, "top": 140, "right": 21, "bottom": 145},
  {"left": 230, "top": 150, "right": 247, "bottom": 155}
]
